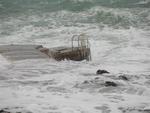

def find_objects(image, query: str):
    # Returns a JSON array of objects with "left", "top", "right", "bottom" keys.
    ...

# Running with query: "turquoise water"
[{"left": 0, "top": 0, "right": 150, "bottom": 27}]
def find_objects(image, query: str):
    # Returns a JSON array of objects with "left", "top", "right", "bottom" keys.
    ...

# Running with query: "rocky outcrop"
[
  {"left": 118, "top": 75, "right": 128, "bottom": 81},
  {"left": 104, "top": 81, "right": 117, "bottom": 87},
  {"left": 0, "top": 109, "right": 10, "bottom": 113},
  {"left": 96, "top": 69, "right": 110, "bottom": 75}
]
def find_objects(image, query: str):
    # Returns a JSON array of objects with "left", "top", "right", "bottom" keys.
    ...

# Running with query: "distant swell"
[
  {"left": 0, "top": 0, "right": 150, "bottom": 28},
  {"left": 0, "top": 0, "right": 150, "bottom": 14}
]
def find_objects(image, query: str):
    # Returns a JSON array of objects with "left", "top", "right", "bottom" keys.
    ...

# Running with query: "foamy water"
[{"left": 0, "top": 0, "right": 150, "bottom": 113}]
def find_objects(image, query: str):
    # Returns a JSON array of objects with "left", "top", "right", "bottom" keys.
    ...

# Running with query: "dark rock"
[
  {"left": 0, "top": 110, "right": 4, "bottom": 113},
  {"left": 35, "top": 45, "right": 43, "bottom": 49},
  {"left": 83, "top": 80, "right": 89, "bottom": 84},
  {"left": 0, "top": 109, "right": 10, "bottom": 113},
  {"left": 119, "top": 75, "right": 128, "bottom": 81},
  {"left": 96, "top": 69, "right": 109, "bottom": 75},
  {"left": 94, "top": 77, "right": 99, "bottom": 80},
  {"left": 143, "top": 109, "right": 150, "bottom": 112},
  {"left": 104, "top": 81, "right": 117, "bottom": 87}
]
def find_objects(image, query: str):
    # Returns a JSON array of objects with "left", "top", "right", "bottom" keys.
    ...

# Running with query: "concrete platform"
[
  {"left": 0, "top": 45, "right": 91, "bottom": 61},
  {"left": 49, "top": 47, "right": 91, "bottom": 61},
  {"left": 0, "top": 45, "right": 49, "bottom": 61},
  {"left": 0, "top": 34, "right": 91, "bottom": 61}
]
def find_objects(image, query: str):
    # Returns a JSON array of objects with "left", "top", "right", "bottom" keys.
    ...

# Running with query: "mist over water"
[{"left": 0, "top": 0, "right": 150, "bottom": 113}]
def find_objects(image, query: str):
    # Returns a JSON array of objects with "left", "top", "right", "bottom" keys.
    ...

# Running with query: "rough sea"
[{"left": 0, "top": 0, "right": 150, "bottom": 113}]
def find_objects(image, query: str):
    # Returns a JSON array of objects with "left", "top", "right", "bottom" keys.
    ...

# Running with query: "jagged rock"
[
  {"left": 104, "top": 81, "right": 117, "bottom": 87},
  {"left": 96, "top": 69, "right": 109, "bottom": 75},
  {"left": 119, "top": 75, "right": 128, "bottom": 81}
]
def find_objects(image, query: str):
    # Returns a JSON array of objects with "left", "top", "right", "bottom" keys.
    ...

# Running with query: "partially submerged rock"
[
  {"left": 0, "top": 109, "right": 10, "bottom": 113},
  {"left": 96, "top": 69, "right": 110, "bottom": 75},
  {"left": 119, "top": 107, "right": 150, "bottom": 113},
  {"left": 83, "top": 80, "right": 90, "bottom": 84},
  {"left": 118, "top": 75, "right": 128, "bottom": 81},
  {"left": 104, "top": 81, "right": 117, "bottom": 87}
]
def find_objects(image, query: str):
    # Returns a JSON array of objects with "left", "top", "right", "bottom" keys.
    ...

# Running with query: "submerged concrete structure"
[
  {"left": 0, "top": 45, "right": 49, "bottom": 61},
  {"left": 0, "top": 34, "right": 91, "bottom": 61}
]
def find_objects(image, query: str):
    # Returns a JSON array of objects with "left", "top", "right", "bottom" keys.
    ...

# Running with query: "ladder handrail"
[
  {"left": 71, "top": 35, "right": 78, "bottom": 50},
  {"left": 71, "top": 34, "right": 92, "bottom": 61},
  {"left": 71, "top": 34, "right": 90, "bottom": 50}
]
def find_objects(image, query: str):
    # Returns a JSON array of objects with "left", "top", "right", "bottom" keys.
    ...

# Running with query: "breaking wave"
[
  {"left": 0, "top": 0, "right": 149, "bottom": 29},
  {"left": 0, "top": 0, "right": 150, "bottom": 113}
]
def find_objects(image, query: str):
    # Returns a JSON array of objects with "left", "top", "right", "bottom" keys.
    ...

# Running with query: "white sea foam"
[
  {"left": 136, "top": 0, "right": 150, "bottom": 5},
  {"left": 0, "top": 55, "right": 10, "bottom": 69},
  {"left": 0, "top": 6, "right": 150, "bottom": 113}
]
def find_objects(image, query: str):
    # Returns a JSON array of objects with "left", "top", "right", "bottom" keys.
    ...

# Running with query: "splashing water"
[{"left": 0, "top": 0, "right": 150, "bottom": 113}]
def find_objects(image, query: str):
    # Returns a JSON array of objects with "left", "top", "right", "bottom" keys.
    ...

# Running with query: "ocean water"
[{"left": 0, "top": 0, "right": 150, "bottom": 113}]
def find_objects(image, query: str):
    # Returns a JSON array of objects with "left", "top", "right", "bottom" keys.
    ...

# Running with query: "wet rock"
[
  {"left": 119, "top": 75, "right": 128, "bottom": 81},
  {"left": 119, "top": 107, "right": 150, "bottom": 113},
  {"left": 104, "top": 81, "right": 117, "bottom": 87},
  {"left": 83, "top": 80, "right": 89, "bottom": 84},
  {"left": 95, "top": 105, "right": 111, "bottom": 113},
  {"left": 94, "top": 77, "right": 99, "bottom": 80},
  {"left": 0, "top": 109, "right": 10, "bottom": 113},
  {"left": 143, "top": 108, "right": 150, "bottom": 112},
  {"left": 0, "top": 110, "right": 4, "bottom": 113},
  {"left": 96, "top": 69, "right": 109, "bottom": 75},
  {"left": 35, "top": 45, "right": 43, "bottom": 49},
  {"left": 39, "top": 47, "right": 49, "bottom": 55}
]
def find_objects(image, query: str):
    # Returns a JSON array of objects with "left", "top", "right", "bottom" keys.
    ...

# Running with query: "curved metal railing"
[{"left": 71, "top": 34, "right": 91, "bottom": 61}]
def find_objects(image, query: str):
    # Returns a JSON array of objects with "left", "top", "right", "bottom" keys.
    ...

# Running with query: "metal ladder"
[{"left": 71, "top": 34, "right": 91, "bottom": 61}]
